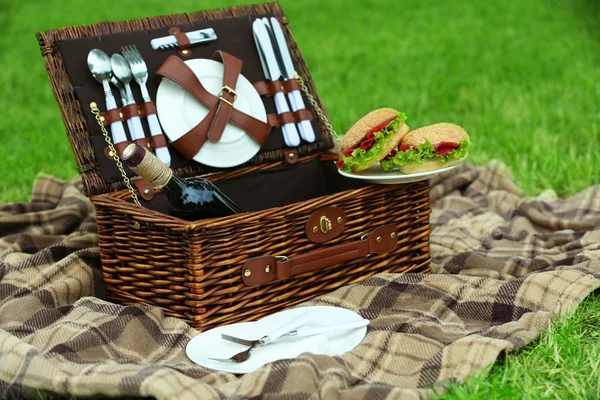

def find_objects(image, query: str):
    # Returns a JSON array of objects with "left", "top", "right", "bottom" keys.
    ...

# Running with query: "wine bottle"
[{"left": 121, "top": 143, "right": 245, "bottom": 220}]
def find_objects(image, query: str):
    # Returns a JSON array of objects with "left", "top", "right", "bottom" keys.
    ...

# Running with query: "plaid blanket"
[{"left": 1, "top": 162, "right": 599, "bottom": 399}]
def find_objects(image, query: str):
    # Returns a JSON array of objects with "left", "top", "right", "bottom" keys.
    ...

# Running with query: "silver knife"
[
  {"left": 252, "top": 19, "right": 300, "bottom": 147},
  {"left": 265, "top": 17, "right": 316, "bottom": 143}
]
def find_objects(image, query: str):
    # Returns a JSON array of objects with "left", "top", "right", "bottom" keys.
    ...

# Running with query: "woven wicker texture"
[{"left": 94, "top": 174, "right": 431, "bottom": 331}]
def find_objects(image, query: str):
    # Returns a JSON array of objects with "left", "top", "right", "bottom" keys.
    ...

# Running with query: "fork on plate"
[
  {"left": 209, "top": 316, "right": 370, "bottom": 363},
  {"left": 121, "top": 45, "right": 171, "bottom": 166}
]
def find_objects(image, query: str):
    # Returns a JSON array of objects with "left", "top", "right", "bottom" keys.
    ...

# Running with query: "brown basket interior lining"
[{"left": 109, "top": 156, "right": 368, "bottom": 218}]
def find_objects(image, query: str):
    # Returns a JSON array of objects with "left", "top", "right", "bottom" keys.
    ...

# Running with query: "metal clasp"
[
  {"left": 218, "top": 85, "right": 237, "bottom": 106},
  {"left": 319, "top": 216, "right": 332, "bottom": 234}
]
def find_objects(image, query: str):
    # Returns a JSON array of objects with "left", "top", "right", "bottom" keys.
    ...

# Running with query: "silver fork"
[
  {"left": 121, "top": 45, "right": 171, "bottom": 166},
  {"left": 209, "top": 310, "right": 316, "bottom": 363}
]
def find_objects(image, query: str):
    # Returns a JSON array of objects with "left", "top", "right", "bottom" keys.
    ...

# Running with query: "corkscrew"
[{"left": 150, "top": 28, "right": 217, "bottom": 51}]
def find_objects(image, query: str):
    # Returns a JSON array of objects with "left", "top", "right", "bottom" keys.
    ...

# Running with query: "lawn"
[{"left": 1, "top": 0, "right": 599, "bottom": 397}]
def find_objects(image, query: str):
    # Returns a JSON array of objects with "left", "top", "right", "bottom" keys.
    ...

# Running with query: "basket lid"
[{"left": 37, "top": 2, "right": 334, "bottom": 196}]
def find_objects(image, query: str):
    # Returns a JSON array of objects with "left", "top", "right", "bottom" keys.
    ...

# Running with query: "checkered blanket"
[{"left": 1, "top": 162, "right": 599, "bottom": 399}]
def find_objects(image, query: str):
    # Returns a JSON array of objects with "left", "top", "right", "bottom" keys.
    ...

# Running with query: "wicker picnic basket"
[{"left": 37, "top": 2, "right": 431, "bottom": 331}]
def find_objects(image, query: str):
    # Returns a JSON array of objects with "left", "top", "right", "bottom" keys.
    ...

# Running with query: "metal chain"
[
  {"left": 89, "top": 102, "right": 141, "bottom": 206},
  {"left": 294, "top": 72, "right": 339, "bottom": 138}
]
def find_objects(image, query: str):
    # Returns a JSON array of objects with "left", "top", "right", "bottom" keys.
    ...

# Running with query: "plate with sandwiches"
[
  {"left": 335, "top": 108, "right": 472, "bottom": 184},
  {"left": 337, "top": 162, "right": 463, "bottom": 184}
]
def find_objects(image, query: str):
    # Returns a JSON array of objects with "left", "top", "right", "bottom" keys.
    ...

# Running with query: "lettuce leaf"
[
  {"left": 380, "top": 139, "right": 472, "bottom": 171},
  {"left": 339, "top": 113, "right": 407, "bottom": 172}
]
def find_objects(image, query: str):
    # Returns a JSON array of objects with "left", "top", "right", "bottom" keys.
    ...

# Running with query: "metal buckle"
[{"left": 218, "top": 85, "right": 237, "bottom": 107}]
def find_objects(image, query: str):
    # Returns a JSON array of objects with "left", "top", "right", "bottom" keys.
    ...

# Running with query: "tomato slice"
[
  {"left": 400, "top": 143, "right": 416, "bottom": 152},
  {"left": 359, "top": 138, "right": 375, "bottom": 150},
  {"left": 382, "top": 149, "right": 398, "bottom": 161},
  {"left": 367, "top": 117, "right": 395, "bottom": 135},
  {"left": 434, "top": 141, "right": 459, "bottom": 156},
  {"left": 335, "top": 160, "right": 344, "bottom": 169},
  {"left": 343, "top": 147, "right": 355, "bottom": 157}
]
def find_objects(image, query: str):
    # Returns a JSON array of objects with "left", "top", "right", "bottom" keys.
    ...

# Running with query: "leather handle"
[{"left": 241, "top": 224, "right": 397, "bottom": 287}]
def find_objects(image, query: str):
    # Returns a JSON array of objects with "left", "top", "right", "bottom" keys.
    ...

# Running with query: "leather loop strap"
[
  {"left": 134, "top": 137, "right": 152, "bottom": 151},
  {"left": 155, "top": 55, "right": 271, "bottom": 160},
  {"left": 132, "top": 178, "right": 155, "bottom": 201},
  {"left": 241, "top": 224, "right": 398, "bottom": 287},
  {"left": 174, "top": 32, "right": 190, "bottom": 50},
  {"left": 254, "top": 79, "right": 302, "bottom": 97},
  {"left": 140, "top": 102, "right": 156, "bottom": 117},
  {"left": 267, "top": 109, "right": 313, "bottom": 127},
  {"left": 122, "top": 104, "right": 140, "bottom": 120},
  {"left": 100, "top": 108, "right": 122, "bottom": 126},
  {"left": 104, "top": 141, "right": 131, "bottom": 159},
  {"left": 284, "top": 148, "right": 298, "bottom": 165},
  {"left": 150, "top": 134, "right": 168, "bottom": 149},
  {"left": 169, "top": 27, "right": 191, "bottom": 57}
]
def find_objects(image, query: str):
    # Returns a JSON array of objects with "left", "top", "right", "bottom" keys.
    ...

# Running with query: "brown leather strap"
[
  {"left": 101, "top": 108, "right": 122, "bottom": 126},
  {"left": 104, "top": 141, "right": 131, "bottom": 159},
  {"left": 168, "top": 27, "right": 192, "bottom": 57},
  {"left": 254, "top": 79, "right": 302, "bottom": 97},
  {"left": 150, "top": 134, "right": 168, "bottom": 149},
  {"left": 140, "top": 102, "right": 156, "bottom": 117},
  {"left": 284, "top": 148, "right": 298, "bottom": 165},
  {"left": 122, "top": 104, "right": 140, "bottom": 120},
  {"left": 267, "top": 109, "right": 313, "bottom": 127},
  {"left": 156, "top": 55, "right": 271, "bottom": 160},
  {"left": 206, "top": 51, "right": 241, "bottom": 143},
  {"left": 241, "top": 224, "right": 398, "bottom": 287},
  {"left": 174, "top": 32, "right": 190, "bottom": 50},
  {"left": 134, "top": 137, "right": 152, "bottom": 151},
  {"left": 132, "top": 178, "right": 156, "bottom": 201}
]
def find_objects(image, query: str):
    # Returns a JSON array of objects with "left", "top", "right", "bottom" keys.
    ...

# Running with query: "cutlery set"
[
  {"left": 253, "top": 17, "right": 316, "bottom": 147},
  {"left": 210, "top": 311, "right": 370, "bottom": 363},
  {"left": 87, "top": 18, "right": 316, "bottom": 173},
  {"left": 87, "top": 45, "right": 172, "bottom": 166}
]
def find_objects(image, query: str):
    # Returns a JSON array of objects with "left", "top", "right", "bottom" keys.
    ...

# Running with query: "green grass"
[
  {"left": 0, "top": 0, "right": 599, "bottom": 397},
  {"left": 435, "top": 290, "right": 600, "bottom": 400}
]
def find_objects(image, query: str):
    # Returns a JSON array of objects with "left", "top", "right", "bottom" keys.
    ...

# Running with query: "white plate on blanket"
[
  {"left": 338, "top": 162, "right": 462, "bottom": 184},
  {"left": 186, "top": 306, "right": 368, "bottom": 374},
  {"left": 156, "top": 58, "right": 267, "bottom": 168}
]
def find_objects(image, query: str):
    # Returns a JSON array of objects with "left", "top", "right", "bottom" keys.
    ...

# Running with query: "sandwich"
[
  {"left": 336, "top": 108, "right": 409, "bottom": 172},
  {"left": 380, "top": 123, "right": 472, "bottom": 174}
]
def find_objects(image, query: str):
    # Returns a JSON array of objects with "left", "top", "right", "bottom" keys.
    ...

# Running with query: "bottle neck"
[{"left": 125, "top": 148, "right": 173, "bottom": 190}]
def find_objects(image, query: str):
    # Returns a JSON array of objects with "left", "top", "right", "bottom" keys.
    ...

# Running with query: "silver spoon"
[
  {"left": 110, "top": 54, "right": 136, "bottom": 105},
  {"left": 87, "top": 49, "right": 113, "bottom": 99},
  {"left": 87, "top": 49, "right": 128, "bottom": 146},
  {"left": 110, "top": 53, "right": 146, "bottom": 141}
]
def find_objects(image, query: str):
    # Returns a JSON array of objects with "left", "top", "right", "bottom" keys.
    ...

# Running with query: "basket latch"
[{"left": 305, "top": 206, "right": 346, "bottom": 243}]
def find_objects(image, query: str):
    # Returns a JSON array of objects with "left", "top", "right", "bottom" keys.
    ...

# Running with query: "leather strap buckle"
[{"left": 218, "top": 85, "right": 237, "bottom": 106}]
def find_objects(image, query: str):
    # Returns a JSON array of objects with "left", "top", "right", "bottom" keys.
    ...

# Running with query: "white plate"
[
  {"left": 338, "top": 162, "right": 462, "bottom": 184},
  {"left": 156, "top": 59, "right": 267, "bottom": 168},
  {"left": 186, "top": 306, "right": 368, "bottom": 374}
]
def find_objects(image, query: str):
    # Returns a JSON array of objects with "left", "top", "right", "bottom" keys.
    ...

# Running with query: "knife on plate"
[
  {"left": 252, "top": 19, "right": 301, "bottom": 147},
  {"left": 264, "top": 17, "right": 316, "bottom": 143}
]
